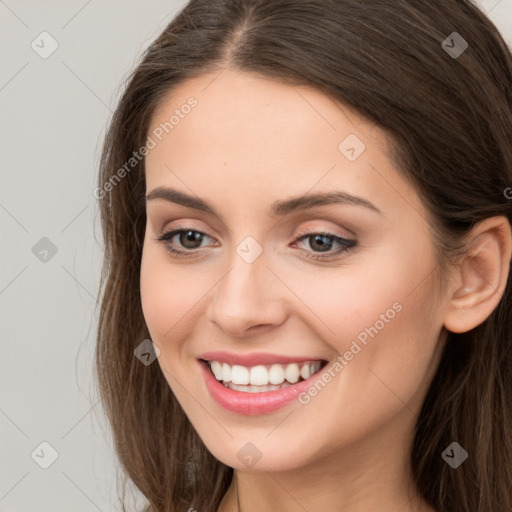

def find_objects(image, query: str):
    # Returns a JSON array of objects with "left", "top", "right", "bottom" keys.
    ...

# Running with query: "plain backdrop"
[{"left": 1, "top": 1, "right": 511, "bottom": 511}]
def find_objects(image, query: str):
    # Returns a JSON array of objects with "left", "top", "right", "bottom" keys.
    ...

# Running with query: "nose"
[{"left": 207, "top": 247, "right": 287, "bottom": 337}]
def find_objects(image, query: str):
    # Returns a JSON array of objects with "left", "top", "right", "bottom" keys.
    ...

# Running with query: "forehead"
[
  {"left": 144, "top": 70, "right": 424, "bottom": 221},
  {"left": 148, "top": 69, "right": 384, "bottom": 155}
]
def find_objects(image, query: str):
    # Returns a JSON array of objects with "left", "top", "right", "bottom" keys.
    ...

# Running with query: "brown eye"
[
  {"left": 307, "top": 234, "right": 335, "bottom": 252},
  {"left": 156, "top": 228, "right": 215, "bottom": 257},
  {"left": 178, "top": 230, "right": 204, "bottom": 249},
  {"left": 293, "top": 230, "right": 357, "bottom": 260}
]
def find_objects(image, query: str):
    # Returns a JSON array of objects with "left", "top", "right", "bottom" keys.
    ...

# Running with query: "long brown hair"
[{"left": 94, "top": 1, "right": 512, "bottom": 510}]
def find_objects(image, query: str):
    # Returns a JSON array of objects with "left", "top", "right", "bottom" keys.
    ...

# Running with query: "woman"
[{"left": 94, "top": 1, "right": 512, "bottom": 511}]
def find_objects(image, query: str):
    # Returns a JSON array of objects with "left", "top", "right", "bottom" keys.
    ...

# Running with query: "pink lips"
[{"left": 198, "top": 354, "right": 327, "bottom": 416}]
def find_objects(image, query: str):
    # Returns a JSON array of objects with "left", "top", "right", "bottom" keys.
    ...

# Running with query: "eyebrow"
[{"left": 145, "top": 186, "right": 383, "bottom": 216}]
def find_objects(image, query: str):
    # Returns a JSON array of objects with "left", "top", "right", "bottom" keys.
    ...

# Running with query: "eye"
[
  {"left": 155, "top": 227, "right": 215, "bottom": 257},
  {"left": 154, "top": 227, "right": 357, "bottom": 260},
  {"left": 292, "top": 230, "right": 357, "bottom": 260}
]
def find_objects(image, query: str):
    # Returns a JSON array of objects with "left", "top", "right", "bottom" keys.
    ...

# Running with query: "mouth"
[
  {"left": 200, "top": 359, "right": 328, "bottom": 393},
  {"left": 198, "top": 356, "right": 330, "bottom": 415}
]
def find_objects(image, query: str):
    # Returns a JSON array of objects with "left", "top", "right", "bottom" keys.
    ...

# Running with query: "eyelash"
[{"left": 155, "top": 226, "right": 357, "bottom": 261}]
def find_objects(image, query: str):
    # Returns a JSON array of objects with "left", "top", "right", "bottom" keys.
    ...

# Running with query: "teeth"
[
  {"left": 226, "top": 381, "right": 293, "bottom": 393},
  {"left": 210, "top": 361, "right": 223, "bottom": 380},
  {"left": 300, "top": 364, "right": 311, "bottom": 380},
  {"left": 284, "top": 363, "right": 300, "bottom": 384},
  {"left": 207, "top": 360, "right": 323, "bottom": 387},
  {"left": 222, "top": 363, "right": 231, "bottom": 383},
  {"left": 269, "top": 364, "right": 285, "bottom": 385},
  {"left": 249, "top": 365, "right": 268, "bottom": 386},
  {"left": 231, "top": 365, "right": 249, "bottom": 385}
]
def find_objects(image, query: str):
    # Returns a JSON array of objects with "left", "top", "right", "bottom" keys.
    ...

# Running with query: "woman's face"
[{"left": 140, "top": 69, "right": 450, "bottom": 472}]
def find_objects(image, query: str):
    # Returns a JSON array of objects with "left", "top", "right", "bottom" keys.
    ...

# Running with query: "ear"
[{"left": 443, "top": 216, "right": 512, "bottom": 333}]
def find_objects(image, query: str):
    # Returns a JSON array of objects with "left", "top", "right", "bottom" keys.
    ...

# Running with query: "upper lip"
[{"left": 198, "top": 351, "right": 327, "bottom": 367}]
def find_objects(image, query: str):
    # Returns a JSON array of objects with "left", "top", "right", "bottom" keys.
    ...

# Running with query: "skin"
[{"left": 140, "top": 69, "right": 512, "bottom": 512}]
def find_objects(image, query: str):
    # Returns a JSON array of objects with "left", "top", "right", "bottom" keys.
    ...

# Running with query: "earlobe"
[{"left": 443, "top": 216, "right": 512, "bottom": 334}]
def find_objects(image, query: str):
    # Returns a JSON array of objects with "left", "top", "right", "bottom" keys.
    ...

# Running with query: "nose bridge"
[{"left": 208, "top": 237, "right": 285, "bottom": 335}]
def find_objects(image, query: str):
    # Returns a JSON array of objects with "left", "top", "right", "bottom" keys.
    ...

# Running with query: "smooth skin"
[{"left": 140, "top": 68, "right": 512, "bottom": 512}]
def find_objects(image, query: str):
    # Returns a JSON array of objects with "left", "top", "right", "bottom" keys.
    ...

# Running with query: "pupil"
[
  {"left": 181, "top": 230, "right": 202, "bottom": 248},
  {"left": 311, "top": 234, "right": 332, "bottom": 252}
]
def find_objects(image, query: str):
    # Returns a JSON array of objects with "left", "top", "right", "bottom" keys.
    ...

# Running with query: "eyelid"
[
  {"left": 158, "top": 222, "right": 216, "bottom": 240},
  {"left": 293, "top": 225, "right": 355, "bottom": 242}
]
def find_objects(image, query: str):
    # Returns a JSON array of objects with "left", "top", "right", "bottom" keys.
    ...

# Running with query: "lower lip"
[{"left": 199, "top": 360, "right": 325, "bottom": 416}]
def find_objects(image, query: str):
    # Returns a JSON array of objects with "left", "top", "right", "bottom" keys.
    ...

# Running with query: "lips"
[{"left": 197, "top": 352, "right": 329, "bottom": 415}]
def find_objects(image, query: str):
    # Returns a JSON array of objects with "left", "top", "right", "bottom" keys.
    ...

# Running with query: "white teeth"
[
  {"left": 249, "top": 365, "right": 269, "bottom": 386},
  {"left": 222, "top": 363, "right": 231, "bottom": 383},
  {"left": 210, "top": 361, "right": 223, "bottom": 380},
  {"left": 207, "top": 360, "right": 324, "bottom": 388},
  {"left": 300, "top": 364, "right": 311, "bottom": 380},
  {"left": 269, "top": 364, "right": 285, "bottom": 385},
  {"left": 231, "top": 365, "right": 250, "bottom": 385},
  {"left": 284, "top": 363, "right": 300, "bottom": 384},
  {"left": 226, "top": 381, "right": 292, "bottom": 393}
]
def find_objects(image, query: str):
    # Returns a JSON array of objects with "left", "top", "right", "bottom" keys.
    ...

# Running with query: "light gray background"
[{"left": 1, "top": 1, "right": 511, "bottom": 511}]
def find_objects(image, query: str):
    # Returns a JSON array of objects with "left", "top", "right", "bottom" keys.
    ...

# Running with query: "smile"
[
  {"left": 197, "top": 354, "right": 329, "bottom": 415},
  {"left": 206, "top": 360, "right": 324, "bottom": 392}
]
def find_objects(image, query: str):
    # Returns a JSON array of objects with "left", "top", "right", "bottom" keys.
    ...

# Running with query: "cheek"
[
  {"left": 288, "top": 243, "right": 440, "bottom": 379},
  {"left": 279, "top": 257, "right": 441, "bottom": 452},
  {"left": 140, "top": 244, "right": 203, "bottom": 348},
  {"left": 281, "top": 253, "right": 411, "bottom": 342}
]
